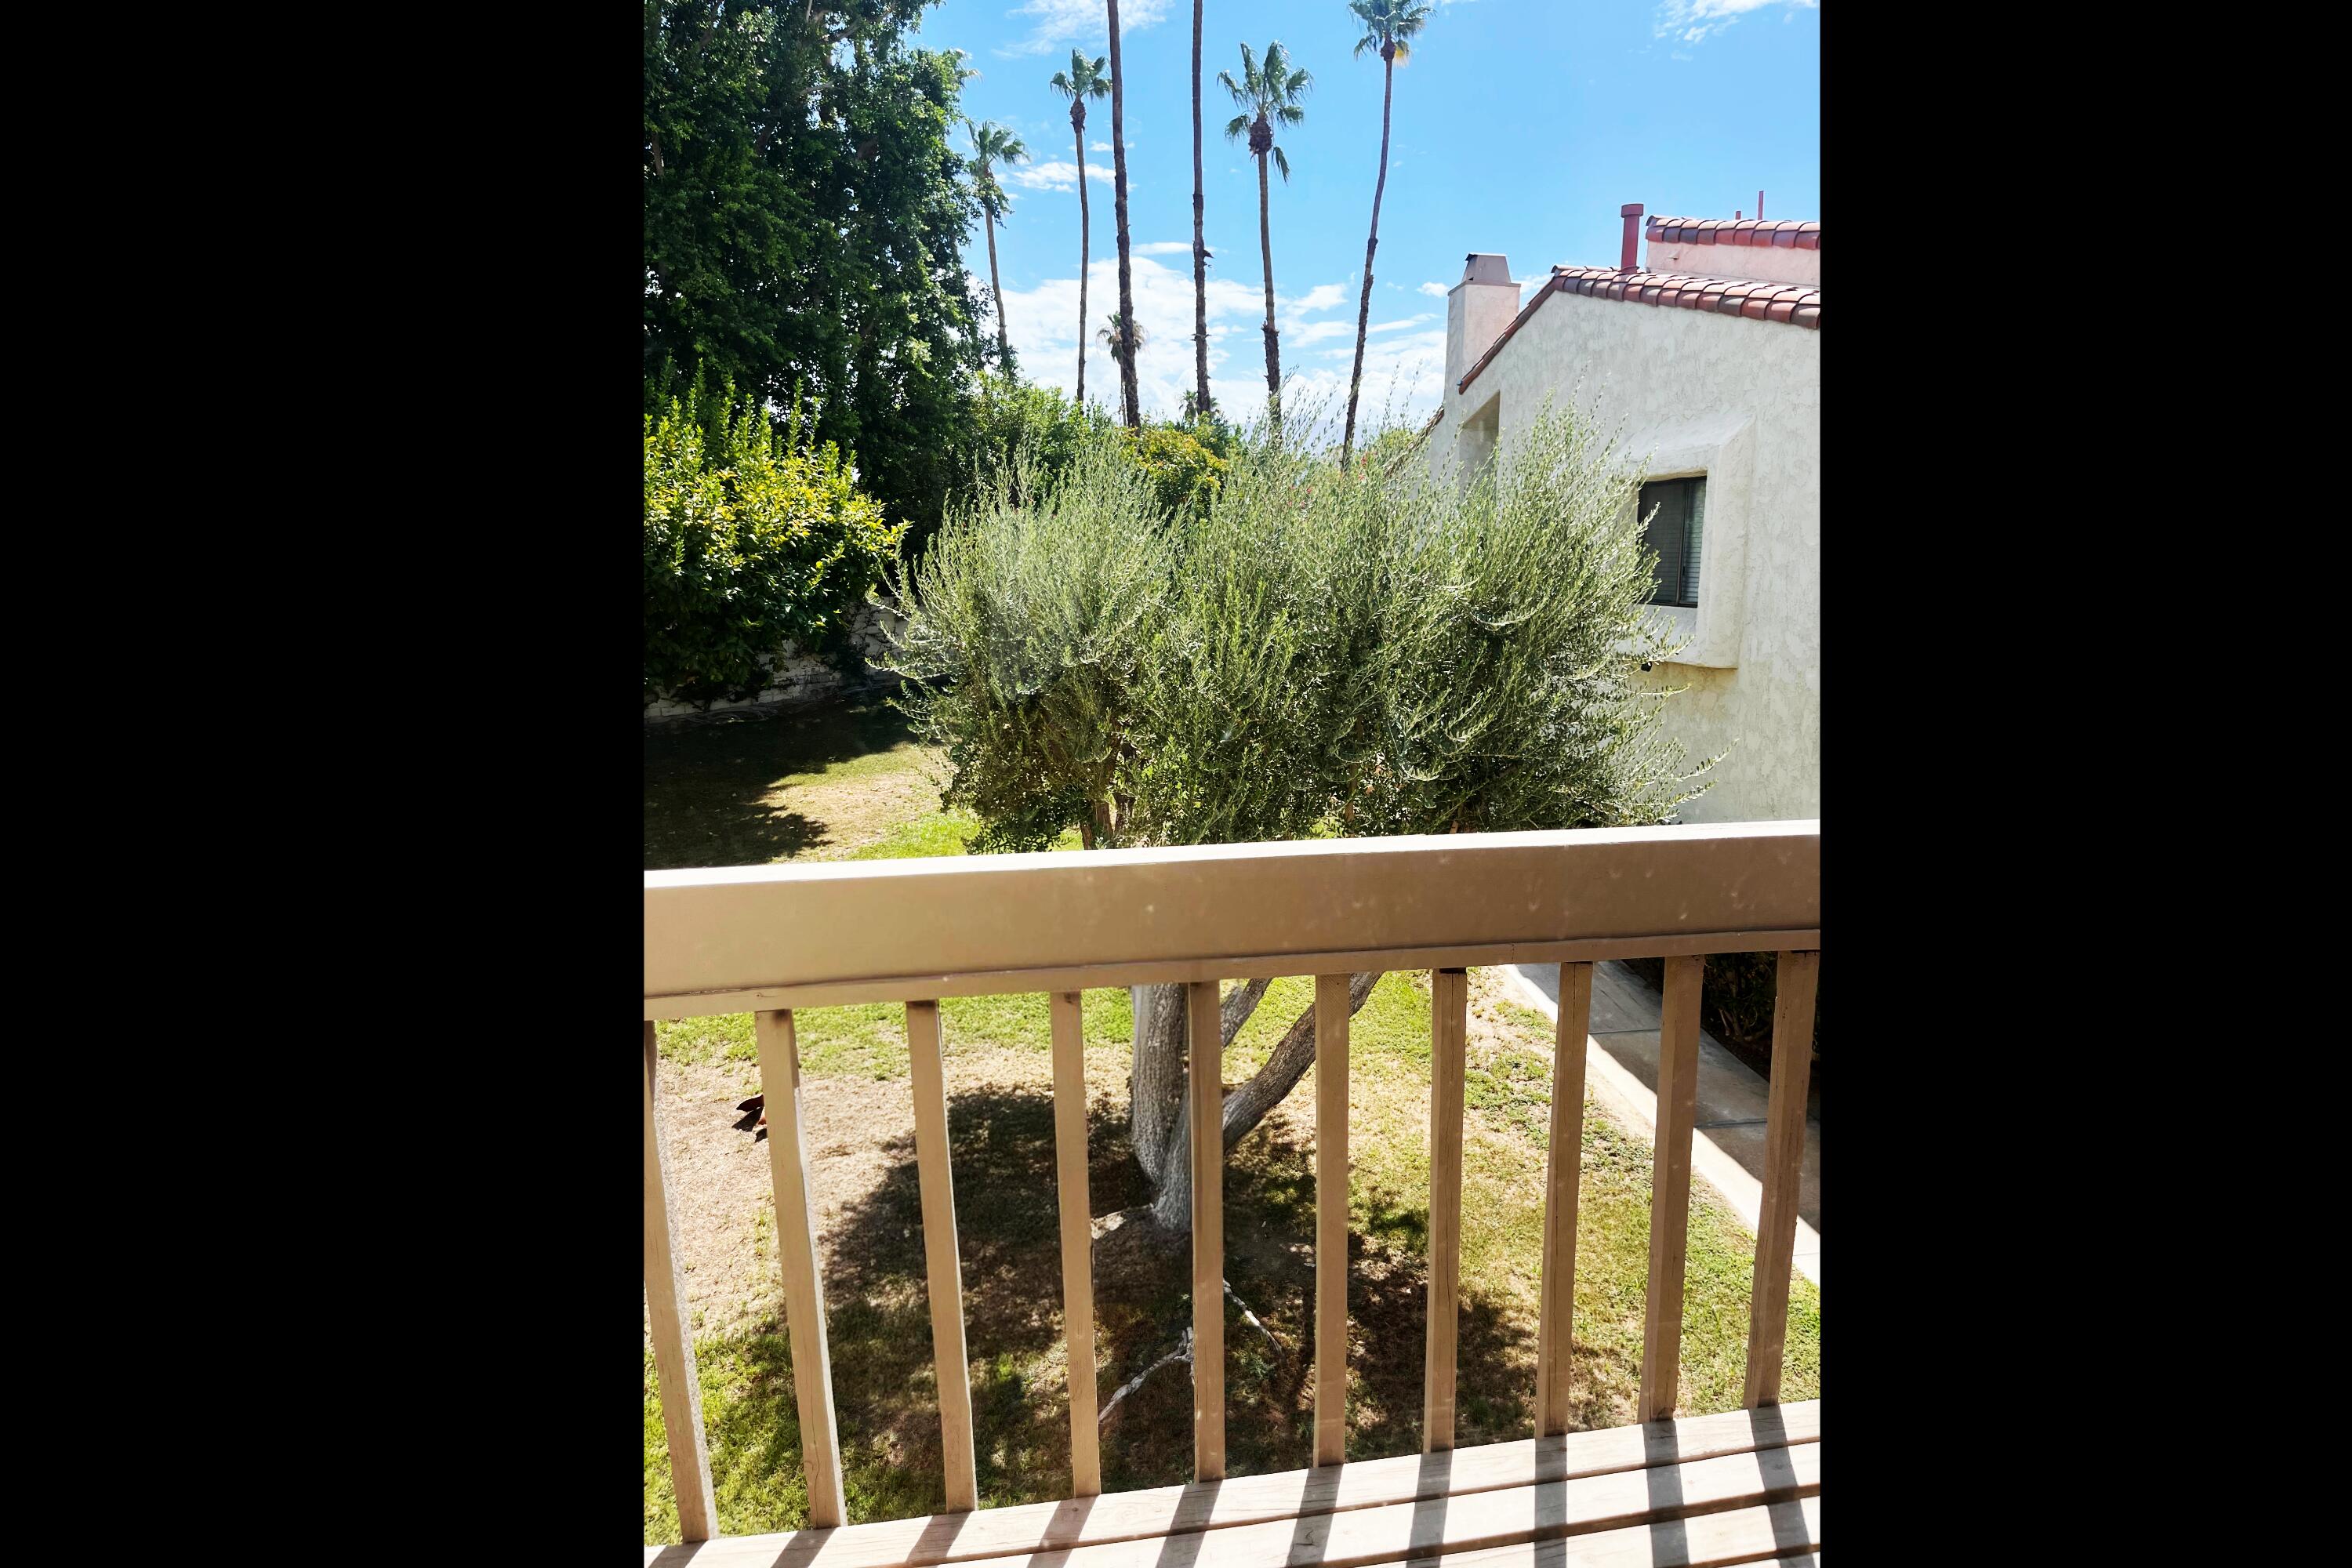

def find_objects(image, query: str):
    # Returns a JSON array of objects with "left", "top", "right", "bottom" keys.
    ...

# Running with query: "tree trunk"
[
  {"left": 1256, "top": 142, "right": 1279, "bottom": 425},
  {"left": 1107, "top": 0, "right": 1142, "bottom": 431},
  {"left": 1074, "top": 108, "right": 1091, "bottom": 408},
  {"left": 1190, "top": 0, "right": 1210, "bottom": 420},
  {"left": 985, "top": 205, "right": 1009, "bottom": 370},
  {"left": 1128, "top": 972, "right": 1381, "bottom": 1231},
  {"left": 1341, "top": 55, "right": 1396, "bottom": 464}
]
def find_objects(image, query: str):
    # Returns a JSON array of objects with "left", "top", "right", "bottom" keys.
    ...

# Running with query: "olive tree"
[{"left": 878, "top": 401, "right": 1709, "bottom": 1231}]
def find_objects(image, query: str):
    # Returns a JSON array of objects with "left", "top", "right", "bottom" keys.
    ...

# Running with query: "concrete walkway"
[{"left": 1504, "top": 960, "right": 1820, "bottom": 1288}]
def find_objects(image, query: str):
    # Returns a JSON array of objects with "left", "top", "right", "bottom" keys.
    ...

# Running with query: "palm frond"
[
  {"left": 1222, "top": 111, "right": 1250, "bottom": 141},
  {"left": 1272, "top": 145, "right": 1291, "bottom": 183}
]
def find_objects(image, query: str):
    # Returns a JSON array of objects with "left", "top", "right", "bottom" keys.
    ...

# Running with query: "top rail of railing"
[{"left": 644, "top": 820, "right": 1819, "bottom": 1019}]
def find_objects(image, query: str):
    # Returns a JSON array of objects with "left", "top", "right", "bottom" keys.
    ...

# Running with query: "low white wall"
[{"left": 643, "top": 601, "right": 903, "bottom": 723}]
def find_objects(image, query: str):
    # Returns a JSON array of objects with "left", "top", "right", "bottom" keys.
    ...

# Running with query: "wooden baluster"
[
  {"left": 1048, "top": 993, "right": 1102, "bottom": 1496},
  {"left": 907, "top": 1000, "right": 978, "bottom": 1512},
  {"left": 1187, "top": 980, "right": 1225, "bottom": 1482},
  {"left": 643, "top": 1021, "right": 719, "bottom": 1541},
  {"left": 1639, "top": 956, "right": 1705, "bottom": 1422},
  {"left": 1534, "top": 962, "right": 1593, "bottom": 1437},
  {"left": 1743, "top": 951, "right": 1820, "bottom": 1408},
  {"left": 1424, "top": 967, "right": 1468, "bottom": 1453},
  {"left": 755, "top": 1010, "right": 848, "bottom": 1527},
  {"left": 1312, "top": 974, "right": 1352, "bottom": 1468}
]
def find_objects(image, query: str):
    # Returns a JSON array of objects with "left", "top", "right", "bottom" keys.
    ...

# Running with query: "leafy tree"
[
  {"left": 1220, "top": 42, "right": 1313, "bottom": 423},
  {"left": 967, "top": 121, "right": 1029, "bottom": 376},
  {"left": 1047, "top": 53, "right": 1112, "bottom": 408},
  {"left": 645, "top": 386, "right": 901, "bottom": 706},
  {"left": 880, "top": 404, "right": 1711, "bottom": 1228},
  {"left": 644, "top": 2, "right": 989, "bottom": 548},
  {"left": 1341, "top": 0, "right": 1433, "bottom": 463}
]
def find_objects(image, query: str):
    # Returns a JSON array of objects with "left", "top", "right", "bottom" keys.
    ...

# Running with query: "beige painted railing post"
[
  {"left": 1424, "top": 968, "right": 1468, "bottom": 1453},
  {"left": 1743, "top": 952, "right": 1820, "bottom": 1409},
  {"left": 1048, "top": 993, "right": 1102, "bottom": 1496},
  {"left": 1312, "top": 974, "right": 1352, "bottom": 1468},
  {"left": 1188, "top": 980, "right": 1226, "bottom": 1482},
  {"left": 907, "top": 1000, "right": 979, "bottom": 1512},
  {"left": 1535, "top": 962, "right": 1593, "bottom": 1437},
  {"left": 1639, "top": 956, "right": 1705, "bottom": 1423},
  {"left": 643, "top": 1021, "right": 718, "bottom": 1541},
  {"left": 755, "top": 1010, "right": 848, "bottom": 1527}
]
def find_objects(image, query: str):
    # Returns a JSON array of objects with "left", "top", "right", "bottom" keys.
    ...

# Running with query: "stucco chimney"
[
  {"left": 1445, "top": 253, "right": 1520, "bottom": 391},
  {"left": 1621, "top": 204, "right": 1642, "bottom": 270}
]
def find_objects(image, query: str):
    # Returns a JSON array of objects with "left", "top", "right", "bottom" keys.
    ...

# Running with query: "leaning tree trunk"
[
  {"left": 1253, "top": 132, "right": 1279, "bottom": 425},
  {"left": 1129, "top": 972, "right": 1381, "bottom": 1231},
  {"left": 1341, "top": 53, "right": 1396, "bottom": 463},
  {"left": 1073, "top": 107, "right": 1091, "bottom": 406},
  {"left": 1190, "top": 0, "right": 1211, "bottom": 419},
  {"left": 984, "top": 207, "right": 1010, "bottom": 369},
  {"left": 1107, "top": 0, "right": 1142, "bottom": 431}
]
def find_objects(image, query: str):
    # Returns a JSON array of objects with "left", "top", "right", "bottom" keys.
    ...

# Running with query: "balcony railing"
[{"left": 644, "top": 820, "right": 1821, "bottom": 1546}]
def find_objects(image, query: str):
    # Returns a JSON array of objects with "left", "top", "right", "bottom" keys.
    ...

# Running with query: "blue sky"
[{"left": 922, "top": 0, "right": 1820, "bottom": 426}]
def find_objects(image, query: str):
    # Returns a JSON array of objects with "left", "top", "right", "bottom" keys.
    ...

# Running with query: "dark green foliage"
[
  {"left": 956, "top": 377, "right": 1112, "bottom": 511},
  {"left": 644, "top": 2, "right": 989, "bottom": 541},
  {"left": 1624, "top": 951, "right": 1823, "bottom": 1065},
  {"left": 644, "top": 387, "right": 902, "bottom": 706},
  {"left": 951, "top": 377, "right": 1233, "bottom": 527}
]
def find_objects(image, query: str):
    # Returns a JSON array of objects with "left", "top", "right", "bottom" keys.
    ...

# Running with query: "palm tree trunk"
[
  {"left": 1190, "top": 1, "right": 1210, "bottom": 419},
  {"left": 1107, "top": 0, "right": 1142, "bottom": 430},
  {"left": 1257, "top": 148, "right": 1279, "bottom": 424},
  {"left": 1074, "top": 114, "right": 1091, "bottom": 407},
  {"left": 985, "top": 208, "right": 1009, "bottom": 370},
  {"left": 1342, "top": 56, "right": 1396, "bottom": 463}
]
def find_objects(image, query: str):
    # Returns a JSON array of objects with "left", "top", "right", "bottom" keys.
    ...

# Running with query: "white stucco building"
[{"left": 1423, "top": 205, "right": 1820, "bottom": 823}]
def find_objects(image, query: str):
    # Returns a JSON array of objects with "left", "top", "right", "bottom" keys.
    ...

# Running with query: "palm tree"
[
  {"left": 1220, "top": 42, "right": 1312, "bottom": 423},
  {"left": 967, "top": 120, "right": 1029, "bottom": 374},
  {"left": 1106, "top": 0, "right": 1142, "bottom": 430},
  {"left": 1189, "top": 1, "right": 1213, "bottom": 421},
  {"left": 1048, "top": 53, "right": 1112, "bottom": 409},
  {"left": 1341, "top": 0, "right": 1432, "bottom": 463},
  {"left": 1097, "top": 312, "right": 1149, "bottom": 425}
]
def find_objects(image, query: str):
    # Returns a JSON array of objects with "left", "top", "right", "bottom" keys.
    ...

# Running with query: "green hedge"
[{"left": 644, "top": 389, "right": 902, "bottom": 707}]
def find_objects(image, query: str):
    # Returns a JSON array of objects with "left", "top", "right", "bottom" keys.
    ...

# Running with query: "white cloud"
[
  {"left": 1090, "top": 140, "right": 1112, "bottom": 152},
  {"left": 1010, "top": 159, "right": 1116, "bottom": 191},
  {"left": 1418, "top": 281, "right": 1448, "bottom": 297},
  {"left": 1003, "top": 0, "right": 1169, "bottom": 58},
  {"left": 998, "top": 257, "right": 1449, "bottom": 428},
  {"left": 1655, "top": 0, "right": 1817, "bottom": 44},
  {"left": 1289, "top": 281, "right": 1348, "bottom": 317},
  {"left": 1134, "top": 241, "right": 1196, "bottom": 256}
]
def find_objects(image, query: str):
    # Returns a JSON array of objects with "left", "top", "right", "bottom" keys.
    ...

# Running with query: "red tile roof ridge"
[
  {"left": 1453, "top": 263, "right": 1820, "bottom": 394},
  {"left": 1647, "top": 216, "right": 1820, "bottom": 251}
]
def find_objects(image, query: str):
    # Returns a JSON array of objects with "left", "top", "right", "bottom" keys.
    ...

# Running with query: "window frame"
[{"left": 1639, "top": 475, "right": 1707, "bottom": 610}]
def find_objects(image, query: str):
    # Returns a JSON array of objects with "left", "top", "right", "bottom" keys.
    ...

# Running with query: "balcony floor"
[{"left": 644, "top": 1401, "right": 1820, "bottom": 1568}]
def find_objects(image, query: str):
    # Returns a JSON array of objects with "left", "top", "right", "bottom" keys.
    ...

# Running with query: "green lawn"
[{"left": 643, "top": 699, "right": 1820, "bottom": 1542}]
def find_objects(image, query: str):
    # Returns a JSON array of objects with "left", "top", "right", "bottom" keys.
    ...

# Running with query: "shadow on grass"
[
  {"left": 643, "top": 695, "right": 916, "bottom": 870},
  {"left": 667, "top": 1081, "right": 1552, "bottom": 1532}
]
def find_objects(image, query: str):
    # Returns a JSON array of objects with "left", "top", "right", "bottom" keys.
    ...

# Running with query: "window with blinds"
[{"left": 1639, "top": 477, "right": 1706, "bottom": 608}]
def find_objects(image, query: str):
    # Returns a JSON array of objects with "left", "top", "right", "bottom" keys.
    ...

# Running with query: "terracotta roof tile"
[
  {"left": 1454, "top": 262, "right": 1820, "bottom": 393},
  {"left": 1646, "top": 216, "right": 1821, "bottom": 250}
]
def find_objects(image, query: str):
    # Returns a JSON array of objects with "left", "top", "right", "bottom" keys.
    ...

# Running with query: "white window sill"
[{"left": 1634, "top": 602, "right": 1737, "bottom": 668}]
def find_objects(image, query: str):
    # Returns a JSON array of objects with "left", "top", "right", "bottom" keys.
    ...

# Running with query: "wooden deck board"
[{"left": 644, "top": 1402, "right": 1820, "bottom": 1568}]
